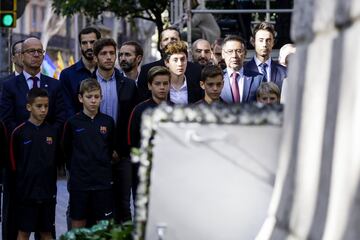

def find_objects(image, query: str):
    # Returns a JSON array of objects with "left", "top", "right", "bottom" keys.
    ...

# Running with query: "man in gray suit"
[{"left": 220, "top": 35, "right": 263, "bottom": 103}]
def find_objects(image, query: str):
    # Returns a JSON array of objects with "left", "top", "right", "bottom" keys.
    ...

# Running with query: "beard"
[
  {"left": 197, "top": 57, "right": 209, "bottom": 66},
  {"left": 120, "top": 61, "right": 134, "bottom": 72},
  {"left": 81, "top": 49, "right": 94, "bottom": 61},
  {"left": 98, "top": 62, "right": 115, "bottom": 71}
]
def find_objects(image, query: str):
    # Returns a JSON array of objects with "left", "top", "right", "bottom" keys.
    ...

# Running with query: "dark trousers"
[
  {"left": 2, "top": 169, "right": 56, "bottom": 240},
  {"left": 2, "top": 169, "right": 18, "bottom": 240},
  {"left": 112, "top": 158, "right": 132, "bottom": 223}
]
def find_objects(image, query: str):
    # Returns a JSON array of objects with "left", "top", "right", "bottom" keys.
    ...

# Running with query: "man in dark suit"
[
  {"left": 60, "top": 27, "right": 101, "bottom": 118},
  {"left": 0, "top": 40, "right": 23, "bottom": 240},
  {"left": 0, "top": 37, "right": 66, "bottom": 132},
  {"left": 137, "top": 27, "right": 202, "bottom": 102},
  {"left": 0, "top": 37, "right": 65, "bottom": 240},
  {"left": 0, "top": 40, "right": 24, "bottom": 98},
  {"left": 220, "top": 35, "right": 263, "bottom": 103},
  {"left": 93, "top": 38, "right": 138, "bottom": 223},
  {"left": 244, "top": 22, "right": 287, "bottom": 91}
]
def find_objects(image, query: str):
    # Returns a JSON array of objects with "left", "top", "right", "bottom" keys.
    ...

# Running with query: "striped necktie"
[{"left": 260, "top": 63, "right": 268, "bottom": 82}]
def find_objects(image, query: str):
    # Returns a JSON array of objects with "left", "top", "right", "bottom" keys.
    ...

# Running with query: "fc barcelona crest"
[
  {"left": 46, "top": 137, "right": 53, "bottom": 145},
  {"left": 100, "top": 126, "right": 107, "bottom": 134}
]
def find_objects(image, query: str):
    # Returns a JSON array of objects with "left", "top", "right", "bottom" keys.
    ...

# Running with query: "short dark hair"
[
  {"left": 79, "top": 78, "right": 101, "bottom": 96},
  {"left": 27, "top": 88, "right": 49, "bottom": 104},
  {"left": 252, "top": 22, "right": 276, "bottom": 39},
  {"left": 147, "top": 66, "right": 171, "bottom": 85},
  {"left": 78, "top": 27, "right": 101, "bottom": 43},
  {"left": 93, "top": 38, "right": 117, "bottom": 57},
  {"left": 201, "top": 65, "right": 223, "bottom": 82},
  {"left": 120, "top": 41, "right": 143, "bottom": 56},
  {"left": 163, "top": 41, "right": 188, "bottom": 62},
  {"left": 11, "top": 40, "right": 24, "bottom": 56},
  {"left": 160, "top": 27, "right": 181, "bottom": 42},
  {"left": 222, "top": 35, "right": 247, "bottom": 49},
  {"left": 256, "top": 82, "right": 280, "bottom": 99}
]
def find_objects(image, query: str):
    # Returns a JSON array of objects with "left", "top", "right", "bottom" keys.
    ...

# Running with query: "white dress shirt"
[
  {"left": 170, "top": 77, "right": 188, "bottom": 105},
  {"left": 23, "top": 71, "right": 41, "bottom": 89}
]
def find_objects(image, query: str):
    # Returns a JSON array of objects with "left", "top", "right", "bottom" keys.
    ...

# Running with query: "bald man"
[
  {"left": 192, "top": 39, "right": 212, "bottom": 67},
  {"left": 0, "top": 37, "right": 66, "bottom": 132},
  {"left": 0, "top": 37, "right": 65, "bottom": 240}
]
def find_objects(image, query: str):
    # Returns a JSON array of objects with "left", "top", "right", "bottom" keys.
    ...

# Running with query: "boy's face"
[
  {"left": 257, "top": 93, "right": 279, "bottom": 104},
  {"left": 26, "top": 97, "right": 49, "bottom": 123},
  {"left": 79, "top": 89, "right": 102, "bottom": 114},
  {"left": 200, "top": 75, "right": 224, "bottom": 101},
  {"left": 165, "top": 53, "right": 187, "bottom": 76},
  {"left": 148, "top": 75, "right": 170, "bottom": 102}
]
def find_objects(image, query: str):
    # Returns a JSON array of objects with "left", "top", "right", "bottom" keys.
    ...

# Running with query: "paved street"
[
  {"left": 55, "top": 178, "right": 69, "bottom": 238},
  {"left": 0, "top": 178, "right": 69, "bottom": 239}
]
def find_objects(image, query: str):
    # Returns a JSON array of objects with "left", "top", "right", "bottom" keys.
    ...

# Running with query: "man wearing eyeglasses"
[
  {"left": 220, "top": 35, "right": 263, "bottom": 103},
  {"left": 0, "top": 37, "right": 66, "bottom": 133},
  {"left": 0, "top": 37, "right": 65, "bottom": 240}
]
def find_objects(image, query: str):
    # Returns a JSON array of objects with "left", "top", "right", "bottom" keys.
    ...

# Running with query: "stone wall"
[{"left": 257, "top": 0, "right": 360, "bottom": 239}]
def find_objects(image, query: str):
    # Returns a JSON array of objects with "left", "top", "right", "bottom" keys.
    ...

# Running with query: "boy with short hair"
[
  {"left": 196, "top": 64, "right": 225, "bottom": 105},
  {"left": 62, "top": 78, "right": 115, "bottom": 228},
  {"left": 10, "top": 88, "right": 57, "bottom": 240},
  {"left": 256, "top": 82, "right": 281, "bottom": 104},
  {"left": 128, "top": 66, "right": 172, "bottom": 201}
]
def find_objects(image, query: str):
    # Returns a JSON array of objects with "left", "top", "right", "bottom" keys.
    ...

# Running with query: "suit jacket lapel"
[
  {"left": 249, "top": 59, "right": 259, "bottom": 73},
  {"left": 271, "top": 63, "right": 277, "bottom": 84},
  {"left": 242, "top": 75, "right": 252, "bottom": 102},
  {"left": 40, "top": 74, "right": 49, "bottom": 89},
  {"left": 16, "top": 73, "right": 30, "bottom": 94},
  {"left": 115, "top": 70, "right": 125, "bottom": 100},
  {"left": 221, "top": 71, "right": 233, "bottom": 103}
]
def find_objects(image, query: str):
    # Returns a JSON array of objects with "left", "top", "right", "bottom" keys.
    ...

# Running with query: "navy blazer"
[
  {"left": 93, "top": 68, "right": 138, "bottom": 158},
  {"left": 0, "top": 73, "right": 66, "bottom": 132},
  {"left": 244, "top": 58, "right": 287, "bottom": 90},
  {"left": 60, "top": 59, "right": 94, "bottom": 118},
  {"left": 220, "top": 68, "right": 263, "bottom": 103},
  {"left": 137, "top": 59, "right": 203, "bottom": 103},
  {"left": 0, "top": 73, "right": 15, "bottom": 99}
]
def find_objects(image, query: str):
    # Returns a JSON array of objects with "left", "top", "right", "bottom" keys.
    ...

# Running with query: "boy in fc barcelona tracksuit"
[
  {"left": 10, "top": 88, "right": 58, "bottom": 240},
  {"left": 62, "top": 78, "right": 115, "bottom": 229}
]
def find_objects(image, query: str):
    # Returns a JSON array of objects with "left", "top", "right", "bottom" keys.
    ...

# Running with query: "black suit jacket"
[
  {"left": 137, "top": 59, "right": 203, "bottom": 103},
  {"left": 0, "top": 73, "right": 66, "bottom": 132},
  {"left": 244, "top": 58, "right": 287, "bottom": 90},
  {"left": 93, "top": 68, "right": 138, "bottom": 158},
  {"left": 0, "top": 73, "right": 15, "bottom": 99}
]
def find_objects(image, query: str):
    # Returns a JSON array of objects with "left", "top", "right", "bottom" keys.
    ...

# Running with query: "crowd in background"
[{"left": 0, "top": 19, "right": 294, "bottom": 239}]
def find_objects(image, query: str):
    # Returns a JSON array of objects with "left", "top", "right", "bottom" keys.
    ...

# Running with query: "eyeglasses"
[
  {"left": 223, "top": 49, "right": 245, "bottom": 55},
  {"left": 22, "top": 49, "right": 45, "bottom": 56}
]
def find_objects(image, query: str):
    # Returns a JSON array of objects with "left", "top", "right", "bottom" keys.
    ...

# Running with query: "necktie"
[
  {"left": 231, "top": 72, "right": 240, "bottom": 103},
  {"left": 29, "top": 76, "right": 39, "bottom": 89},
  {"left": 260, "top": 63, "right": 268, "bottom": 82}
]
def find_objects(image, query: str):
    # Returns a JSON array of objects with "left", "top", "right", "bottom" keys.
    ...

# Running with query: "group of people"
[{"left": 0, "top": 20, "right": 290, "bottom": 239}]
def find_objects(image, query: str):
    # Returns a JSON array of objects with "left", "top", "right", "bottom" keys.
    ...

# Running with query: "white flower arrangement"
[{"left": 131, "top": 103, "right": 283, "bottom": 240}]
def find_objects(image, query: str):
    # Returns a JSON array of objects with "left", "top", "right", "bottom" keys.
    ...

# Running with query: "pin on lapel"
[{"left": 45, "top": 84, "right": 48, "bottom": 87}]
